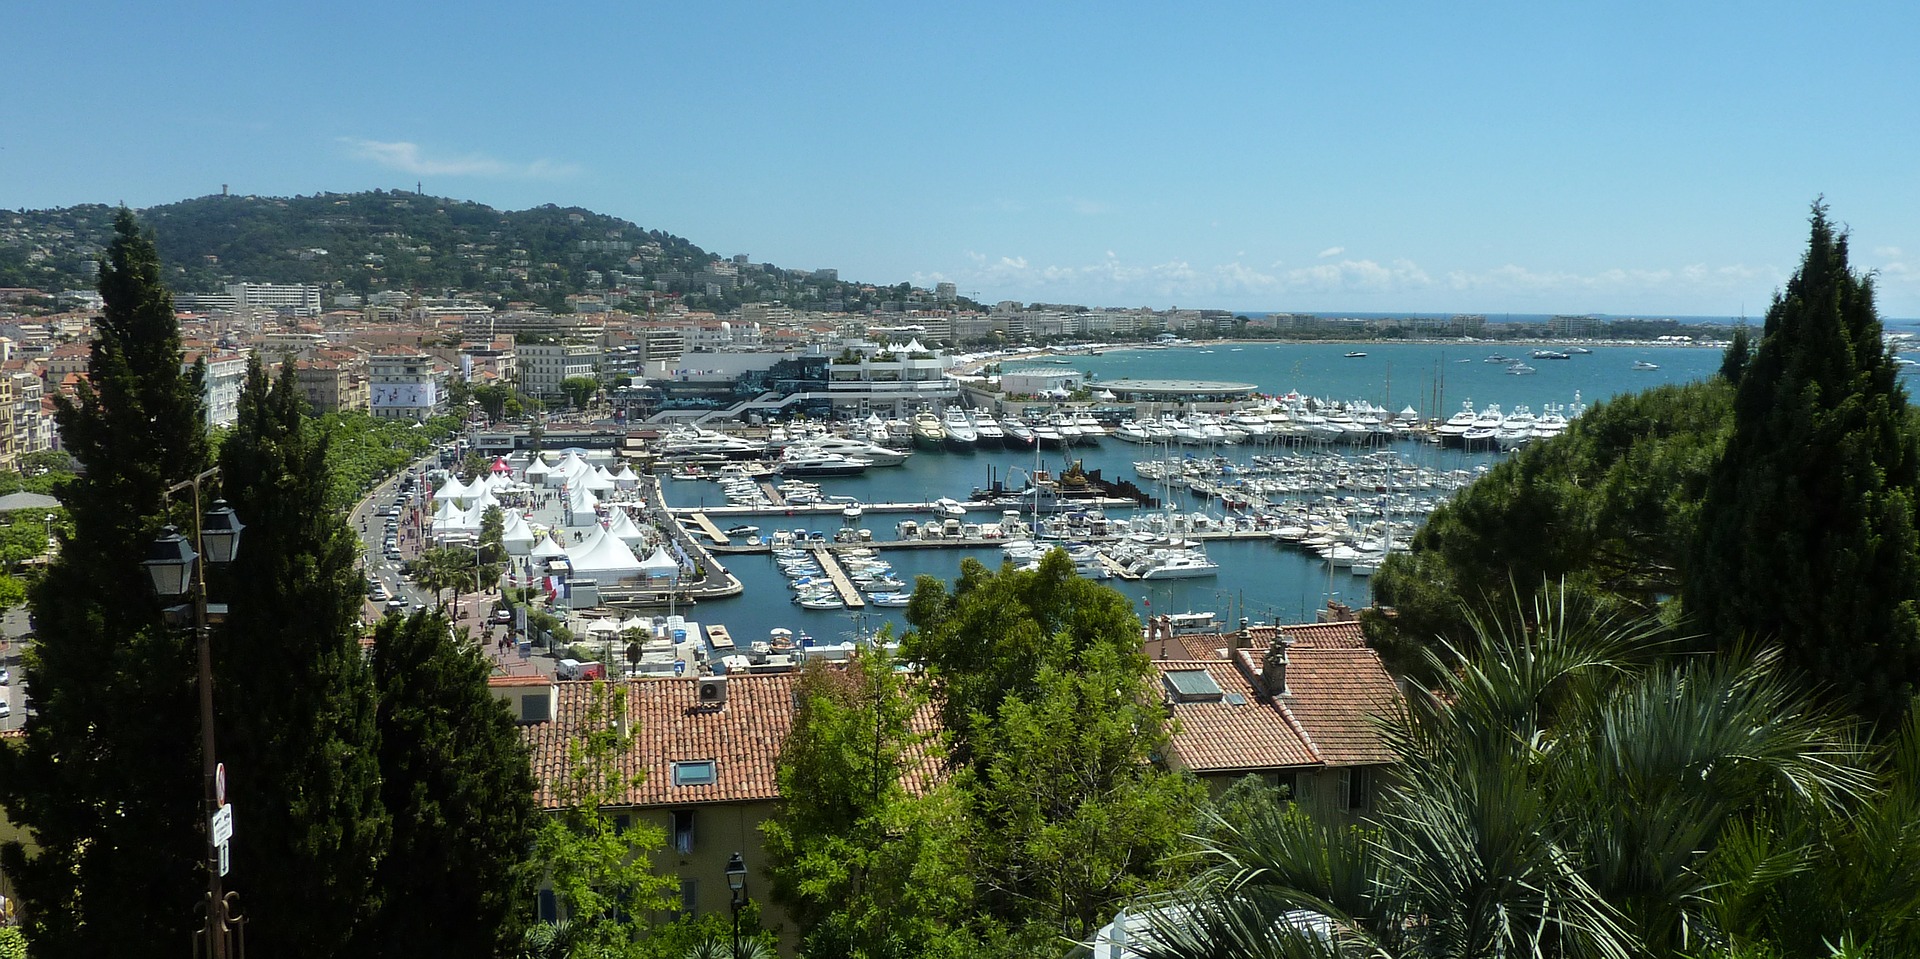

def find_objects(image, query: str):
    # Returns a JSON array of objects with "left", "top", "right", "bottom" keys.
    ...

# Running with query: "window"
[
  {"left": 537, "top": 888, "right": 558, "bottom": 922},
  {"left": 520, "top": 693, "right": 550, "bottom": 723},
  {"left": 1340, "top": 767, "right": 1369, "bottom": 811},
  {"left": 672, "top": 760, "right": 717, "bottom": 786},
  {"left": 679, "top": 878, "right": 698, "bottom": 915},
  {"left": 671, "top": 809, "right": 695, "bottom": 854},
  {"left": 1273, "top": 771, "right": 1297, "bottom": 802}
]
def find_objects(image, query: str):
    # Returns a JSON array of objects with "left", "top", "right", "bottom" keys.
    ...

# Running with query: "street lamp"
[
  {"left": 143, "top": 474, "right": 245, "bottom": 959},
  {"left": 725, "top": 852, "right": 747, "bottom": 957}
]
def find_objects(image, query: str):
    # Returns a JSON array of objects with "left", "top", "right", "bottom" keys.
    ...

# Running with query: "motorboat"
[
  {"left": 1506, "top": 362, "right": 1538, "bottom": 375},
  {"left": 1632, "top": 360, "right": 1661, "bottom": 370},
  {"left": 941, "top": 408, "right": 979, "bottom": 451},
  {"left": 1531, "top": 349, "right": 1571, "bottom": 360},
  {"left": 777, "top": 450, "right": 873, "bottom": 477},
  {"left": 1112, "top": 420, "right": 1153, "bottom": 444},
  {"left": 1071, "top": 410, "right": 1108, "bottom": 443},
  {"left": 1032, "top": 419, "right": 1066, "bottom": 449},
  {"left": 970, "top": 411, "right": 1007, "bottom": 448},
  {"left": 911, "top": 411, "right": 946, "bottom": 450},
  {"left": 867, "top": 592, "right": 912, "bottom": 607},
  {"left": 1344, "top": 351, "right": 1368, "bottom": 358},
  {"left": 932, "top": 497, "right": 969, "bottom": 519},
  {"left": 1002, "top": 419, "right": 1037, "bottom": 449},
  {"left": 786, "top": 436, "right": 911, "bottom": 467}
]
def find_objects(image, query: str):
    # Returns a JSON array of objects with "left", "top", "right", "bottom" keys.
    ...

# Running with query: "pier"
[
  {"left": 686, "top": 511, "right": 730, "bottom": 546},
  {"left": 808, "top": 547, "right": 868, "bottom": 609},
  {"left": 758, "top": 481, "right": 787, "bottom": 506},
  {"left": 670, "top": 496, "right": 1137, "bottom": 519}
]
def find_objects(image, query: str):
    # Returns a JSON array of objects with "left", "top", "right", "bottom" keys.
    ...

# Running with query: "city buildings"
[
  {"left": 517, "top": 341, "right": 600, "bottom": 399},
  {"left": 369, "top": 351, "right": 446, "bottom": 421}
]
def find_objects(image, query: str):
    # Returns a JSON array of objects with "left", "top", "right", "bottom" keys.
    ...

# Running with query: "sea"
[{"left": 656, "top": 340, "right": 1912, "bottom": 648}]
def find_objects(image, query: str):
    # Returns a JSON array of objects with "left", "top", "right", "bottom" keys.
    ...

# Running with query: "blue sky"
[{"left": 6, "top": 1, "right": 1917, "bottom": 316}]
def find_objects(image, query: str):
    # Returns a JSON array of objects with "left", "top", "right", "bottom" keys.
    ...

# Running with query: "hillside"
[{"left": 0, "top": 191, "right": 957, "bottom": 314}]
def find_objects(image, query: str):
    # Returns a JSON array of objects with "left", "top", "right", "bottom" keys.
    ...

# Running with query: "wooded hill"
[{"left": 0, "top": 190, "right": 947, "bottom": 314}]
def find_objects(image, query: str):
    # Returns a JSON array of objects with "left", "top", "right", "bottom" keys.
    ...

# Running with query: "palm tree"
[{"left": 1139, "top": 585, "right": 1871, "bottom": 959}]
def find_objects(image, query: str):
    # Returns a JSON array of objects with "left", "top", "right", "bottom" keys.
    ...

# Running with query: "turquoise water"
[{"left": 666, "top": 342, "right": 1732, "bottom": 646}]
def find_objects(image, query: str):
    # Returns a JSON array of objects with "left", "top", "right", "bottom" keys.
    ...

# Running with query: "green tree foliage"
[
  {"left": 312, "top": 411, "right": 458, "bottom": 510},
  {"left": 0, "top": 210, "right": 213, "bottom": 958},
  {"left": 1720, "top": 324, "right": 1753, "bottom": 383},
  {"left": 762, "top": 649, "right": 979, "bottom": 959},
  {"left": 369, "top": 610, "right": 539, "bottom": 958},
  {"left": 560, "top": 376, "right": 601, "bottom": 411},
  {"left": 526, "top": 681, "right": 676, "bottom": 956},
  {"left": 904, "top": 551, "right": 1204, "bottom": 944},
  {"left": 1368, "top": 381, "right": 1733, "bottom": 672},
  {"left": 1144, "top": 588, "right": 1874, "bottom": 959},
  {"left": 480, "top": 505, "right": 508, "bottom": 565},
  {"left": 212, "top": 356, "right": 388, "bottom": 958},
  {"left": 1689, "top": 204, "right": 1920, "bottom": 726}
]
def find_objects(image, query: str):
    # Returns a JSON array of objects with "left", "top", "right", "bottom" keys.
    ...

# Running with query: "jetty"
[
  {"left": 686, "top": 512, "right": 730, "bottom": 546},
  {"left": 808, "top": 547, "right": 867, "bottom": 609}
]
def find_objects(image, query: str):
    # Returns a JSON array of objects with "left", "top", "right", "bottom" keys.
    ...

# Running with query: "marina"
[{"left": 455, "top": 341, "right": 1738, "bottom": 656}]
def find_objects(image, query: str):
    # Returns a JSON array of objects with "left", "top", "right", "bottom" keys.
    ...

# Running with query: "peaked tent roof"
[
  {"left": 525, "top": 458, "right": 551, "bottom": 477},
  {"left": 568, "top": 526, "right": 644, "bottom": 578},
  {"left": 530, "top": 533, "right": 568, "bottom": 559},
  {"left": 605, "top": 507, "right": 647, "bottom": 547},
  {"left": 638, "top": 546, "right": 681, "bottom": 576},
  {"left": 434, "top": 476, "right": 470, "bottom": 501}
]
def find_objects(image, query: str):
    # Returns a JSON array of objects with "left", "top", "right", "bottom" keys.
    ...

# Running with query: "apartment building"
[
  {"left": 516, "top": 341, "right": 599, "bottom": 398},
  {"left": 294, "top": 350, "right": 371, "bottom": 414},
  {"left": 369, "top": 352, "right": 445, "bottom": 421},
  {"left": 182, "top": 350, "right": 248, "bottom": 427}
]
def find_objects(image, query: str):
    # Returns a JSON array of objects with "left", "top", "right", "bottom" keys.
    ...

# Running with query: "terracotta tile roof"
[
  {"left": 489, "top": 674, "right": 552, "bottom": 688},
  {"left": 1280, "top": 621, "right": 1367, "bottom": 649},
  {"left": 522, "top": 676, "right": 797, "bottom": 810},
  {"left": 1156, "top": 660, "right": 1319, "bottom": 772},
  {"left": 1233, "top": 645, "right": 1403, "bottom": 766}
]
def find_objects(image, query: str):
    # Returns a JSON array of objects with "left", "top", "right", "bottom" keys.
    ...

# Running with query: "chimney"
[
  {"left": 1231, "top": 616, "right": 1249, "bottom": 656},
  {"left": 1261, "top": 634, "right": 1295, "bottom": 697}
]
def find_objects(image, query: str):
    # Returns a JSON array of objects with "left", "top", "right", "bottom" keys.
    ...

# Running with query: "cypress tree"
[
  {"left": 1688, "top": 203, "right": 1920, "bottom": 725},
  {"left": 211, "top": 357, "right": 389, "bottom": 957},
  {"left": 0, "top": 210, "right": 212, "bottom": 957},
  {"left": 368, "top": 610, "right": 538, "bottom": 957}
]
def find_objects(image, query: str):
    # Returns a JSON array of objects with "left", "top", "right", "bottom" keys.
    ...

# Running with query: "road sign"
[
  {"left": 214, "top": 763, "right": 226, "bottom": 806},
  {"left": 211, "top": 805, "right": 233, "bottom": 846},
  {"left": 217, "top": 841, "right": 230, "bottom": 877}
]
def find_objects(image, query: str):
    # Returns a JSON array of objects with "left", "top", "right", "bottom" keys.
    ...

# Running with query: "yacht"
[
  {"left": 911, "top": 411, "right": 946, "bottom": 450},
  {"left": 932, "top": 497, "right": 969, "bottom": 519},
  {"left": 1133, "top": 548, "right": 1221, "bottom": 579},
  {"left": 1495, "top": 406, "right": 1537, "bottom": 450},
  {"left": 777, "top": 450, "right": 873, "bottom": 477},
  {"left": 1506, "top": 362, "right": 1538, "bottom": 375},
  {"left": 654, "top": 426, "right": 764, "bottom": 460},
  {"left": 1436, "top": 401, "right": 1476, "bottom": 447},
  {"left": 1463, "top": 404, "right": 1503, "bottom": 449},
  {"left": 787, "top": 436, "right": 911, "bottom": 467},
  {"left": 1344, "top": 351, "right": 1368, "bottom": 358},
  {"left": 1071, "top": 410, "right": 1108, "bottom": 443},
  {"left": 1032, "top": 418, "right": 1066, "bottom": 449},
  {"left": 1531, "top": 349, "right": 1572, "bottom": 360},
  {"left": 970, "top": 411, "right": 1007, "bottom": 448},
  {"left": 1049, "top": 412, "right": 1086, "bottom": 446},
  {"left": 1112, "top": 419, "right": 1153, "bottom": 444},
  {"left": 1632, "top": 360, "right": 1661, "bottom": 370},
  {"left": 941, "top": 408, "right": 979, "bottom": 451},
  {"left": 1568, "top": 346, "right": 1593, "bottom": 354},
  {"left": 1002, "top": 418, "right": 1037, "bottom": 449}
]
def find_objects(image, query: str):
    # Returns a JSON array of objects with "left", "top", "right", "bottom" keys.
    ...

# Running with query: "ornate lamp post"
[
  {"left": 725, "top": 852, "right": 747, "bottom": 957},
  {"left": 143, "top": 469, "right": 244, "bottom": 959}
]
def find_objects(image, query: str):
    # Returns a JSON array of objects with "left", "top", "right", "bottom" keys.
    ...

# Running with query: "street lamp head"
[
  {"left": 200, "top": 500, "right": 244, "bottom": 564},
  {"left": 725, "top": 852, "right": 747, "bottom": 893},
  {"left": 144, "top": 525, "right": 198, "bottom": 598}
]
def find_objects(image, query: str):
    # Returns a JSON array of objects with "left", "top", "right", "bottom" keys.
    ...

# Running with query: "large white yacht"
[
  {"left": 788, "top": 436, "right": 911, "bottom": 467},
  {"left": 941, "top": 408, "right": 979, "bottom": 451},
  {"left": 969, "top": 410, "right": 1007, "bottom": 448}
]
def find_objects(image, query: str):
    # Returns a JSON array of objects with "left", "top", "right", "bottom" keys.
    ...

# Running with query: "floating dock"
[
  {"left": 758, "top": 482, "right": 787, "bottom": 506},
  {"left": 686, "top": 512, "right": 730, "bottom": 546},
  {"left": 808, "top": 548, "right": 867, "bottom": 609}
]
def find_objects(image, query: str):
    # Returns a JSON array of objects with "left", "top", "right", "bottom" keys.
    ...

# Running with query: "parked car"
[
  {"left": 0, "top": 665, "right": 10, "bottom": 685},
  {"left": 385, "top": 598, "right": 408, "bottom": 612}
]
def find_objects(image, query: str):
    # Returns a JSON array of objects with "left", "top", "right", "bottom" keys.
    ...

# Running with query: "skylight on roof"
[
  {"left": 672, "top": 760, "right": 717, "bottom": 786},
  {"left": 1164, "top": 669, "right": 1225, "bottom": 703}
]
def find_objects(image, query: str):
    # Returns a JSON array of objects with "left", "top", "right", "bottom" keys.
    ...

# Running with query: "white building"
[
  {"left": 369, "top": 352, "right": 444, "bottom": 421},
  {"left": 184, "top": 351, "right": 249, "bottom": 427},
  {"left": 225, "top": 283, "right": 323, "bottom": 317},
  {"left": 518, "top": 341, "right": 600, "bottom": 398}
]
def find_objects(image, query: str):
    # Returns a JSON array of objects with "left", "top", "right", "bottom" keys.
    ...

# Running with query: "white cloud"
[
  {"left": 1876, "top": 246, "right": 1904, "bottom": 258},
  {"left": 1317, "top": 246, "right": 1345, "bottom": 258},
  {"left": 921, "top": 250, "right": 1804, "bottom": 312},
  {"left": 340, "top": 138, "right": 581, "bottom": 179}
]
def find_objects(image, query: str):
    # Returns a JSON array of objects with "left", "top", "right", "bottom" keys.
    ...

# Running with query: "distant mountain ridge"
[{"left": 0, "top": 190, "right": 939, "bottom": 314}]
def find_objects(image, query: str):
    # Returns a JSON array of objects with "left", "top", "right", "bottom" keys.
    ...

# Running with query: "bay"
[{"left": 662, "top": 341, "right": 1731, "bottom": 647}]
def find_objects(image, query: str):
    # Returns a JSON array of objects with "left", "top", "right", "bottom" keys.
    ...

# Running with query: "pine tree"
[
  {"left": 1689, "top": 203, "right": 1920, "bottom": 725},
  {"left": 0, "top": 210, "right": 213, "bottom": 957},
  {"left": 368, "top": 610, "right": 538, "bottom": 957},
  {"left": 210, "top": 357, "right": 389, "bottom": 957}
]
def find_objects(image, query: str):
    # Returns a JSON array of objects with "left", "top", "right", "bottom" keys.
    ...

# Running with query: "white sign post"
[{"left": 211, "top": 805, "right": 233, "bottom": 846}]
